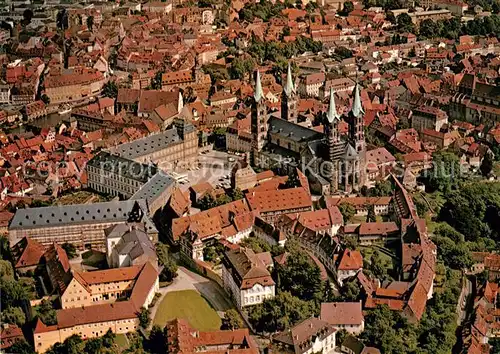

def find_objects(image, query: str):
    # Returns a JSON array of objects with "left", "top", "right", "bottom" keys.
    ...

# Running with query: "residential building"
[
  {"left": 411, "top": 106, "right": 448, "bottom": 133},
  {"left": 0, "top": 82, "right": 10, "bottom": 103},
  {"left": 222, "top": 247, "right": 275, "bottom": 309},
  {"left": 226, "top": 117, "right": 252, "bottom": 153},
  {"left": 320, "top": 302, "right": 365, "bottom": 334},
  {"left": 272, "top": 317, "right": 336, "bottom": 354},
  {"left": 337, "top": 249, "right": 363, "bottom": 285},
  {"left": 45, "top": 67, "right": 105, "bottom": 104},
  {"left": 298, "top": 72, "right": 326, "bottom": 97},
  {"left": 0, "top": 324, "right": 24, "bottom": 351},
  {"left": 165, "top": 318, "right": 259, "bottom": 353}
]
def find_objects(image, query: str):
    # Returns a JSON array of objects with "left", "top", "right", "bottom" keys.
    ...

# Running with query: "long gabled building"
[
  {"left": 34, "top": 262, "right": 159, "bottom": 353},
  {"left": 8, "top": 200, "right": 157, "bottom": 251}
]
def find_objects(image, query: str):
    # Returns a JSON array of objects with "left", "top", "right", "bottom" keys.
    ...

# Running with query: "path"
[
  {"left": 147, "top": 266, "right": 232, "bottom": 330},
  {"left": 456, "top": 275, "right": 473, "bottom": 325}
]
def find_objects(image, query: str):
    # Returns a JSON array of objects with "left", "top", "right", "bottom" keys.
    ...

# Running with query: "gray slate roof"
[
  {"left": 268, "top": 116, "right": 322, "bottom": 143},
  {"left": 111, "top": 129, "right": 182, "bottom": 160},
  {"left": 87, "top": 151, "right": 157, "bottom": 183},
  {"left": 130, "top": 172, "right": 175, "bottom": 206},
  {"left": 115, "top": 227, "right": 156, "bottom": 261},
  {"left": 9, "top": 199, "right": 157, "bottom": 233}
]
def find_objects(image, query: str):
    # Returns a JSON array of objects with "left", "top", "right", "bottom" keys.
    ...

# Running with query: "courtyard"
[{"left": 152, "top": 289, "right": 222, "bottom": 331}]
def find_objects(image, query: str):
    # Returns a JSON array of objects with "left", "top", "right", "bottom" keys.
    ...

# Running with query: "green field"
[
  {"left": 153, "top": 290, "right": 221, "bottom": 331},
  {"left": 114, "top": 333, "right": 129, "bottom": 352}
]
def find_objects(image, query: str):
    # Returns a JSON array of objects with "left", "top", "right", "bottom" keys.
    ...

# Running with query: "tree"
[
  {"left": 231, "top": 188, "right": 244, "bottom": 201},
  {"left": 365, "top": 250, "right": 390, "bottom": 281},
  {"left": 323, "top": 280, "right": 336, "bottom": 302},
  {"left": 0, "top": 278, "right": 29, "bottom": 309},
  {"left": 221, "top": 309, "right": 244, "bottom": 330},
  {"left": 240, "top": 237, "right": 271, "bottom": 253},
  {"left": 480, "top": 151, "right": 493, "bottom": 176},
  {"left": 361, "top": 305, "right": 417, "bottom": 354},
  {"left": 156, "top": 243, "right": 178, "bottom": 282},
  {"left": 439, "top": 182, "right": 500, "bottom": 243},
  {"left": 138, "top": 307, "right": 151, "bottom": 328},
  {"left": 366, "top": 205, "right": 376, "bottom": 222},
  {"left": 426, "top": 151, "right": 461, "bottom": 194},
  {"left": 0, "top": 259, "right": 14, "bottom": 279},
  {"left": 83, "top": 338, "right": 103, "bottom": 354},
  {"left": 86, "top": 15, "right": 94, "bottom": 32},
  {"left": 9, "top": 340, "right": 36, "bottom": 354},
  {"left": 419, "top": 19, "right": 437, "bottom": 38},
  {"left": 102, "top": 81, "right": 118, "bottom": 98},
  {"left": 339, "top": 277, "right": 361, "bottom": 301},
  {"left": 335, "top": 46, "right": 353, "bottom": 59},
  {"left": 151, "top": 71, "right": 163, "bottom": 90},
  {"left": 198, "top": 193, "right": 218, "bottom": 210},
  {"left": 61, "top": 243, "right": 77, "bottom": 259},
  {"left": 56, "top": 9, "right": 69, "bottom": 30},
  {"left": 339, "top": 203, "right": 356, "bottom": 223},
  {"left": 36, "top": 299, "right": 57, "bottom": 325},
  {"left": 370, "top": 180, "right": 393, "bottom": 196},
  {"left": 340, "top": 1, "right": 354, "bottom": 15},
  {"left": 147, "top": 325, "right": 166, "bottom": 354},
  {"left": 277, "top": 250, "right": 324, "bottom": 302},
  {"left": 248, "top": 291, "right": 314, "bottom": 333},
  {"left": 0, "top": 235, "right": 11, "bottom": 261},
  {"left": 41, "top": 94, "right": 50, "bottom": 105},
  {"left": 397, "top": 13, "right": 414, "bottom": 33},
  {"left": 1, "top": 306, "right": 26, "bottom": 326}
]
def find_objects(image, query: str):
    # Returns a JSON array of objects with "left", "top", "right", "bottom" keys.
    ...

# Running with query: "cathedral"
[{"left": 251, "top": 64, "right": 367, "bottom": 194}]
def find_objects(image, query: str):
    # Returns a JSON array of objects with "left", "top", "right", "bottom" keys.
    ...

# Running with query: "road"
[{"left": 147, "top": 266, "right": 233, "bottom": 329}]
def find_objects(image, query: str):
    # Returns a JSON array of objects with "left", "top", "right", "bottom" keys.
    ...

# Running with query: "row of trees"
[
  {"left": 198, "top": 188, "right": 244, "bottom": 210},
  {"left": 398, "top": 14, "right": 500, "bottom": 39}
]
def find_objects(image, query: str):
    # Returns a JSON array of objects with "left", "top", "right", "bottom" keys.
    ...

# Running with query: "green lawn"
[
  {"left": 114, "top": 333, "right": 128, "bottom": 352},
  {"left": 153, "top": 290, "right": 221, "bottom": 331}
]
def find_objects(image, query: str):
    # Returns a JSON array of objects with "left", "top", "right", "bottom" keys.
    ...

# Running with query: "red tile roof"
[
  {"left": 320, "top": 302, "right": 364, "bottom": 326},
  {"left": 245, "top": 187, "right": 311, "bottom": 214},
  {"left": 338, "top": 249, "right": 363, "bottom": 271}
]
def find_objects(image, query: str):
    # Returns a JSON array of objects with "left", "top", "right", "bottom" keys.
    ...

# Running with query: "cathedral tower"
[
  {"left": 326, "top": 88, "right": 341, "bottom": 193},
  {"left": 281, "top": 63, "right": 298, "bottom": 124},
  {"left": 348, "top": 83, "right": 366, "bottom": 187},
  {"left": 251, "top": 70, "right": 268, "bottom": 166}
]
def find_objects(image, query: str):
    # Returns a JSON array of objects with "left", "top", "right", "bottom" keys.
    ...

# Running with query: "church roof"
[{"left": 268, "top": 116, "right": 322, "bottom": 143}]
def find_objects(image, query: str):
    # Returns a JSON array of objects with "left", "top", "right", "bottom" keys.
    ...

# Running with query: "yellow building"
[{"left": 34, "top": 262, "right": 158, "bottom": 353}]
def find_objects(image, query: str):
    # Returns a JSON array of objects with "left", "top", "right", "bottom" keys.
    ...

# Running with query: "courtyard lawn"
[
  {"left": 114, "top": 333, "right": 128, "bottom": 352},
  {"left": 153, "top": 290, "right": 221, "bottom": 331}
]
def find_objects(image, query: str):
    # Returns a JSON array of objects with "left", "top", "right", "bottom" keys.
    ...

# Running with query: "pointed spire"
[
  {"left": 326, "top": 88, "right": 340, "bottom": 123},
  {"left": 177, "top": 90, "right": 184, "bottom": 114},
  {"left": 351, "top": 83, "right": 364, "bottom": 118},
  {"left": 254, "top": 70, "right": 264, "bottom": 102},
  {"left": 284, "top": 63, "right": 295, "bottom": 97}
]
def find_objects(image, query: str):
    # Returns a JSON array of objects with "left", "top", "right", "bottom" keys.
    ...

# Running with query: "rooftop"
[{"left": 9, "top": 200, "right": 157, "bottom": 233}]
